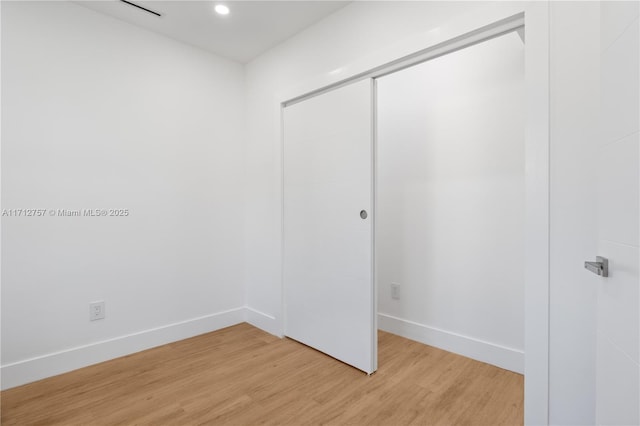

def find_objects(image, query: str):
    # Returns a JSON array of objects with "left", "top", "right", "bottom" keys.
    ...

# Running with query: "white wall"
[
  {"left": 1, "top": 1, "right": 245, "bottom": 389},
  {"left": 596, "top": 1, "right": 640, "bottom": 424},
  {"left": 376, "top": 31, "right": 525, "bottom": 373}
]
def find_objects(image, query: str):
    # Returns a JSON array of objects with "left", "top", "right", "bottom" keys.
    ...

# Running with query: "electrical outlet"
[
  {"left": 391, "top": 283, "right": 400, "bottom": 300},
  {"left": 89, "top": 301, "right": 105, "bottom": 321}
]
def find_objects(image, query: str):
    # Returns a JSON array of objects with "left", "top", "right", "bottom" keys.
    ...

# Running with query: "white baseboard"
[
  {"left": 1, "top": 309, "right": 522, "bottom": 391},
  {"left": 1, "top": 307, "right": 245, "bottom": 390},
  {"left": 245, "top": 306, "right": 282, "bottom": 337},
  {"left": 378, "top": 313, "right": 524, "bottom": 374}
]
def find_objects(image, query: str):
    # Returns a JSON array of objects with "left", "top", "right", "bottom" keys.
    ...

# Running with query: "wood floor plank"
[{"left": 1, "top": 323, "right": 523, "bottom": 425}]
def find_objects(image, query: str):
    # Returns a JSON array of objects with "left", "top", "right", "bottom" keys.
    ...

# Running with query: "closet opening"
[{"left": 375, "top": 29, "right": 525, "bottom": 374}]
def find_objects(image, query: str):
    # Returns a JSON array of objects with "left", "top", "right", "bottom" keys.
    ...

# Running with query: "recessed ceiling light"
[{"left": 214, "top": 4, "right": 230, "bottom": 15}]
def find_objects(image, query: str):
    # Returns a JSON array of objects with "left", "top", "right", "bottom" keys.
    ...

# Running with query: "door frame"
[{"left": 275, "top": 3, "right": 550, "bottom": 424}]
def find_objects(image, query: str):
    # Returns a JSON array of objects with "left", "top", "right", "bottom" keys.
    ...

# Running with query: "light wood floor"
[{"left": 1, "top": 323, "right": 523, "bottom": 425}]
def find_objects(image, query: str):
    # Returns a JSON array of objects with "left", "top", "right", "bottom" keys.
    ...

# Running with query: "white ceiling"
[{"left": 77, "top": 1, "right": 350, "bottom": 63}]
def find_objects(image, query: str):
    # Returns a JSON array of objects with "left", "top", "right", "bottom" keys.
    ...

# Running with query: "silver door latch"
[{"left": 584, "top": 256, "right": 608, "bottom": 277}]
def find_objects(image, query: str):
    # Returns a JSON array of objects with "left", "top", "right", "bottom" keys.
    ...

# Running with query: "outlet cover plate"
[
  {"left": 90, "top": 301, "right": 105, "bottom": 321},
  {"left": 391, "top": 283, "right": 400, "bottom": 300}
]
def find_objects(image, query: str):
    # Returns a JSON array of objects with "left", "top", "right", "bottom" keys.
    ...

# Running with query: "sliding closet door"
[{"left": 283, "top": 79, "right": 376, "bottom": 374}]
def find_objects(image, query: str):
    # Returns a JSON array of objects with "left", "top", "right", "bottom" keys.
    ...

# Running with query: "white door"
[
  {"left": 594, "top": 3, "right": 639, "bottom": 423},
  {"left": 283, "top": 79, "right": 376, "bottom": 374}
]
